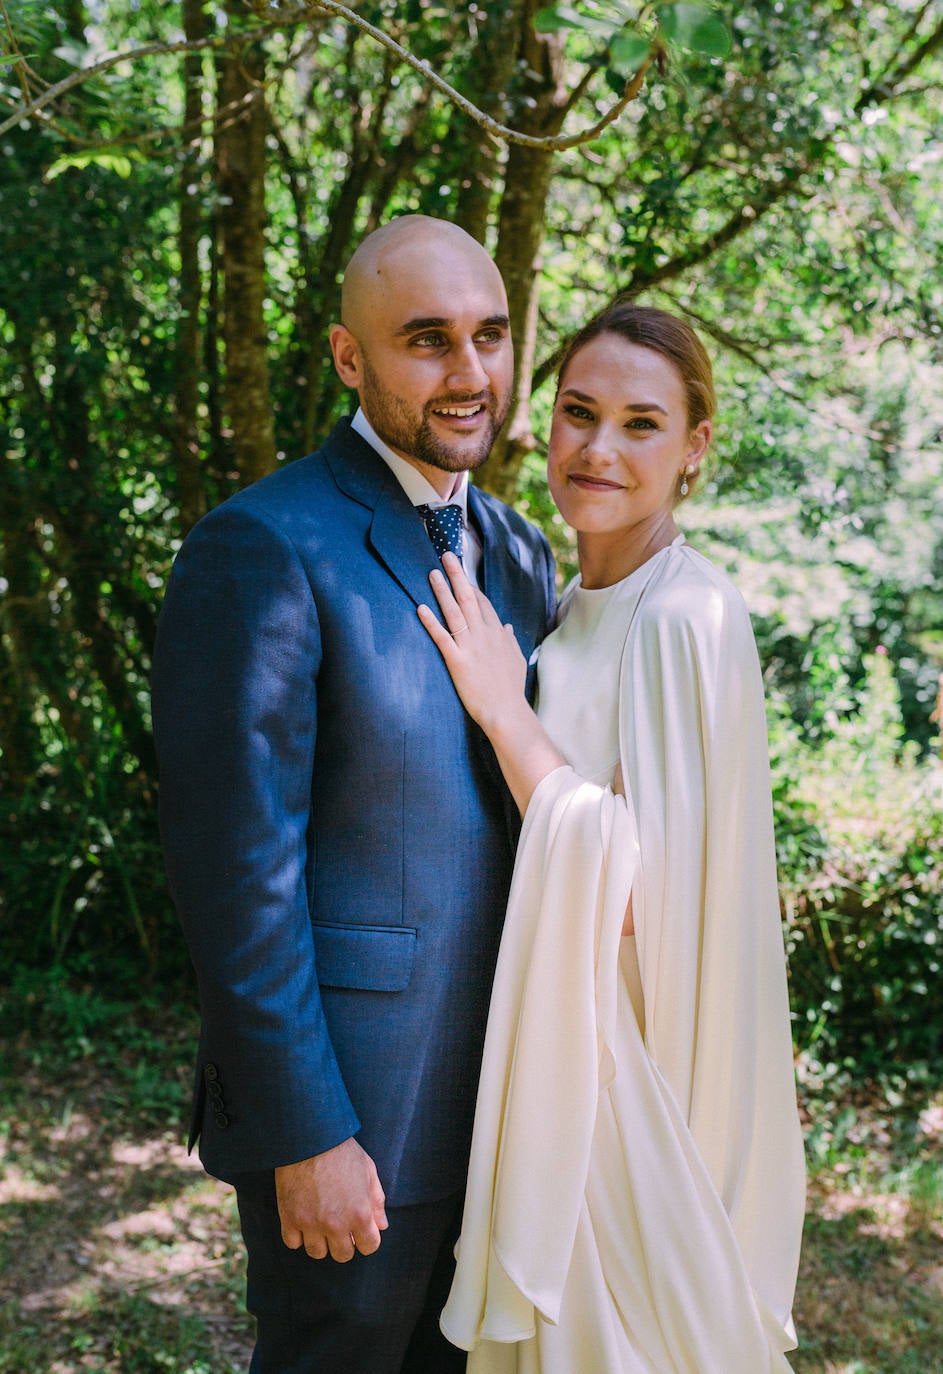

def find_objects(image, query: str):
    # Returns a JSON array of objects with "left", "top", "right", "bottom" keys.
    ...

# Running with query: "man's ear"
[{"left": 330, "top": 324, "right": 361, "bottom": 387}]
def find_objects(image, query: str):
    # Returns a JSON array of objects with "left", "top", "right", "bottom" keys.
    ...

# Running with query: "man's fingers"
[
  {"left": 280, "top": 1221, "right": 305, "bottom": 1250},
  {"left": 274, "top": 1140, "right": 386, "bottom": 1264},
  {"left": 325, "top": 1230, "right": 357, "bottom": 1263},
  {"left": 353, "top": 1221, "right": 383, "bottom": 1256}
]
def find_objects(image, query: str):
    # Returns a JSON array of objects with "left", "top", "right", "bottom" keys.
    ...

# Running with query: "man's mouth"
[{"left": 432, "top": 403, "right": 486, "bottom": 418}]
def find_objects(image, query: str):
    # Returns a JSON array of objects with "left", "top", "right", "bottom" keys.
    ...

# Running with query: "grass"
[{"left": 1, "top": 971, "right": 941, "bottom": 1372}]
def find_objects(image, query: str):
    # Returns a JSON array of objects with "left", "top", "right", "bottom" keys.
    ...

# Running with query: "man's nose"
[{"left": 446, "top": 339, "right": 490, "bottom": 393}]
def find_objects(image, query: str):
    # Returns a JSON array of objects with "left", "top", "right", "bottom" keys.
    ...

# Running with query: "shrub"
[{"left": 772, "top": 649, "right": 943, "bottom": 1081}]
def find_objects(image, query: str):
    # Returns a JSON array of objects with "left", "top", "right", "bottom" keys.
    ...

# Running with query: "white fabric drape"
[{"left": 440, "top": 540, "right": 806, "bottom": 1372}]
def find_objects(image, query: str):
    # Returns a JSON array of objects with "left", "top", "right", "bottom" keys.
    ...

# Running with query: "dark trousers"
[{"left": 235, "top": 1171, "right": 468, "bottom": 1374}]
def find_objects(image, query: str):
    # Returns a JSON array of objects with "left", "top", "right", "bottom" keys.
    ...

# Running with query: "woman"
[{"left": 417, "top": 304, "right": 806, "bottom": 1372}]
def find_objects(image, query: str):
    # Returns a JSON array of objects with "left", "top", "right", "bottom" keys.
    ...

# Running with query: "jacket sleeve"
[{"left": 151, "top": 502, "right": 360, "bottom": 1179}]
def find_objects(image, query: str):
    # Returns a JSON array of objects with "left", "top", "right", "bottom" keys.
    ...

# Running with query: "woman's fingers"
[
  {"left": 417, "top": 600, "right": 456, "bottom": 652},
  {"left": 424, "top": 575, "right": 468, "bottom": 641},
  {"left": 437, "top": 552, "right": 480, "bottom": 620}
]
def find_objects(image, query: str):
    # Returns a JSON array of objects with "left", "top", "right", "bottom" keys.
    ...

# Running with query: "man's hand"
[{"left": 275, "top": 1137, "right": 388, "bottom": 1262}]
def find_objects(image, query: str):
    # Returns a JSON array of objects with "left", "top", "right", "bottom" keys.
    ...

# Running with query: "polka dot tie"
[{"left": 417, "top": 503, "right": 465, "bottom": 562}]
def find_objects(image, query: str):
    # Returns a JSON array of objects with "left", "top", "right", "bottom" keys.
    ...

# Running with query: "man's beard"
[{"left": 360, "top": 355, "right": 509, "bottom": 473}]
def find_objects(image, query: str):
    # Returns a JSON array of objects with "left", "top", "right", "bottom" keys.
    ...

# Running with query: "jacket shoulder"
[{"left": 473, "top": 484, "right": 550, "bottom": 550}]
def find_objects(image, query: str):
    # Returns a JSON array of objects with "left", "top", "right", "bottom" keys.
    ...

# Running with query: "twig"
[{"left": 0, "top": 2, "right": 655, "bottom": 150}]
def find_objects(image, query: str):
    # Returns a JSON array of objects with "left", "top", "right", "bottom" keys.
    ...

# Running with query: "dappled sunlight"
[
  {"left": 0, "top": 1060, "right": 252, "bottom": 1370},
  {"left": 0, "top": 1162, "right": 59, "bottom": 1205}
]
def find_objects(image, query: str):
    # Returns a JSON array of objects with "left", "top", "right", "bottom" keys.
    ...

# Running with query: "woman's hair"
[{"left": 555, "top": 302, "right": 716, "bottom": 430}]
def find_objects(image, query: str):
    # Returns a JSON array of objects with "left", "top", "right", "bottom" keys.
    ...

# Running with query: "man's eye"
[{"left": 412, "top": 333, "right": 446, "bottom": 347}]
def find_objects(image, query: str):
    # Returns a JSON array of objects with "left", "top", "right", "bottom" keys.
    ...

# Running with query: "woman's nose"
[{"left": 580, "top": 427, "right": 618, "bottom": 463}]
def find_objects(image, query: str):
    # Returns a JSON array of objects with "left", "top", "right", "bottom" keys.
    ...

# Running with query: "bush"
[{"left": 772, "top": 648, "right": 943, "bottom": 1081}]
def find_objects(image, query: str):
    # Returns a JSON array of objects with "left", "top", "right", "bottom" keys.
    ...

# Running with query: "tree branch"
[
  {"left": 0, "top": 1, "right": 654, "bottom": 150},
  {"left": 300, "top": 0, "right": 655, "bottom": 149},
  {"left": 855, "top": 16, "right": 943, "bottom": 110},
  {"left": 0, "top": 32, "right": 250, "bottom": 139}
]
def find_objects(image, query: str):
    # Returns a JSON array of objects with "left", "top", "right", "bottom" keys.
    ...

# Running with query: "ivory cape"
[{"left": 440, "top": 539, "right": 806, "bottom": 1373}]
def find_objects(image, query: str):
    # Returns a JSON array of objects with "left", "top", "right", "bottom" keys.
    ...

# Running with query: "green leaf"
[
  {"left": 610, "top": 29, "right": 651, "bottom": 74},
  {"left": 657, "top": 2, "right": 731, "bottom": 58},
  {"left": 52, "top": 40, "right": 93, "bottom": 68},
  {"left": 533, "top": 5, "right": 582, "bottom": 33},
  {"left": 533, "top": 4, "right": 617, "bottom": 38},
  {"left": 45, "top": 151, "right": 139, "bottom": 181}
]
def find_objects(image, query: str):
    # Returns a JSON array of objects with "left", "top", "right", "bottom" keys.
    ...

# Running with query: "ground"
[{"left": 0, "top": 998, "right": 940, "bottom": 1373}]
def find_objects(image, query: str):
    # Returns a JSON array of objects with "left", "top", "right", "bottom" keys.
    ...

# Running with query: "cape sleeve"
[
  {"left": 439, "top": 766, "right": 640, "bottom": 1347},
  {"left": 619, "top": 553, "right": 806, "bottom": 1342},
  {"left": 439, "top": 551, "right": 805, "bottom": 1367}
]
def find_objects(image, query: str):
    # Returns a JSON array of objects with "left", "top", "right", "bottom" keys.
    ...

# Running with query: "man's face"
[{"left": 332, "top": 233, "right": 514, "bottom": 492}]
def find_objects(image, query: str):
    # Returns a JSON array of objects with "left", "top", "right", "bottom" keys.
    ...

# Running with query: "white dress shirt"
[{"left": 350, "top": 407, "right": 483, "bottom": 584}]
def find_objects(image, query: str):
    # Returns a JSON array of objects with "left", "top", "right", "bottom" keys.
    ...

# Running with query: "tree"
[{"left": 1, "top": 0, "right": 941, "bottom": 971}]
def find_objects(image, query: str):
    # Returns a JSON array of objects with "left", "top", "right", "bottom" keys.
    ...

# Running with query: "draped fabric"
[{"left": 440, "top": 539, "right": 806, "bottom": 1372}]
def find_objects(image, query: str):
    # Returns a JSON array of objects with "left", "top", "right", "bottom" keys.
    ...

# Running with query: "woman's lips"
[{"left": 568, "top": 473, "right": 624, "bottom": 491}]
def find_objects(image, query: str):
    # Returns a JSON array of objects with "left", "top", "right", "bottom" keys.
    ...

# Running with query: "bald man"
[{"left": 151, "top": 217, "right": 556, "bottom": 1373}]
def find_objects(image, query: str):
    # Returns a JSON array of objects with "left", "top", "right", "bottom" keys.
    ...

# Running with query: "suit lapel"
[
  {"left": 469, "top": 485, "right": 530, "bottom": 641},
  {"left": 324, "top": 421, "right": 439, "bottom": 609}
]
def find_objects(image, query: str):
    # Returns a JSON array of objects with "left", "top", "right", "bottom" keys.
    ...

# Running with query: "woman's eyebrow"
[{"left": 560, "top": 387, "right": 667, "bottom": 416}]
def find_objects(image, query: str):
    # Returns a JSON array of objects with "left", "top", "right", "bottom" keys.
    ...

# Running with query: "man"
[{"left": 151, "top": 216, "right": 556, "bottom": 1372}]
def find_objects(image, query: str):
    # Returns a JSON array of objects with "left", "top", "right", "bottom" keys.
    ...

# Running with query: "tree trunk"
[
  {"left": 215, "top": 24, "right": 276, "bottom": 486},
  {"left": 480, "top": 5, "right": 569, "bottom": 501},
  {"left": 174, "top": 0, "right": 209, "bottom": 531},
  {"left": 452, "top": 0, "right": 528, "bottom": 245}
]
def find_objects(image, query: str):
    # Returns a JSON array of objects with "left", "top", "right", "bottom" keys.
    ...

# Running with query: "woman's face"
[{"left": 548, "top": 333, "right": 710, "bottom": 543}]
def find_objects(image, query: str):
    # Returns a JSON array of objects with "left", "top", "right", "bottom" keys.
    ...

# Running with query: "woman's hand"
[
  {"left": 418, "top": 553, "right": 566, "bottom": 815},
  {"left": 417, "top": 552, "right": 527, "bottom": 733}
]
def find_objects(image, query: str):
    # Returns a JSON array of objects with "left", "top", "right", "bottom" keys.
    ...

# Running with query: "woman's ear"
[
  {"left": 687, "top": 418, "right": 712, "bottom": 467},
  {"left": 329, "top": 324, "right": 362, "bottom": 388}
]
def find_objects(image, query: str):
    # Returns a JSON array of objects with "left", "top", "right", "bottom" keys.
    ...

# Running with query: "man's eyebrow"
[
  {"left": 560, "top": 387, "right": 668, "bottom": 416},
  {"left": 395, "top": 317, "right": 452, "bottom": 336},
  {"left": 394, "top": 314, "right": 510, "bottom": 337}
]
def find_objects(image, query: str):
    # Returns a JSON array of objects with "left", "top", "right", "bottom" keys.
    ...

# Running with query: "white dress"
[{"left": 440, "top": 537, "right": 806, "bottom": 1373}]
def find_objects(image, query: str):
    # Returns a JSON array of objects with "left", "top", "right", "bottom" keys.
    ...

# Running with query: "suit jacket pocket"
[{"left": 312, "top": 921, "right": 417, "bottom": 992}]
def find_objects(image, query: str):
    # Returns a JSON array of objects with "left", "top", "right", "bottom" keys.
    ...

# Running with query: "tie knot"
[{"left": 417, "top": 503, "right": 465, "bottom": 561}]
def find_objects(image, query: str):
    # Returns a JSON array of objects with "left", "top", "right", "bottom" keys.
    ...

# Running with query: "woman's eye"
[
  {"left": 627, "top": 417, "right": 657, "bottom": 431},
  {"left": 563, "top": 404, "right": 593, "bottom": 421}
]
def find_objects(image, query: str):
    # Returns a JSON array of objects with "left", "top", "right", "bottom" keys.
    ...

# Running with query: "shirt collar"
[{"left": 351, "top": 407, "right": 470, "bottom": 519}]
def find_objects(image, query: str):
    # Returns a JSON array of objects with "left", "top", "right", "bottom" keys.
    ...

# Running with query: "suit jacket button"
[{"left": 214, "top": 1112, "right": 230, "bottom": 1129}]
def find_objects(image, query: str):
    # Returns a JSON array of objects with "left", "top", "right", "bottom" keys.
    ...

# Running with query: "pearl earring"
[{"left": 679, "top": 464, "right": 696, "bottom": 497}]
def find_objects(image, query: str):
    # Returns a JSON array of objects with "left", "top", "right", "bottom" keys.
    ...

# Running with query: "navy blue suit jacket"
[{"left": 151, "top": 419, "right": 556, "bottom": 1202}]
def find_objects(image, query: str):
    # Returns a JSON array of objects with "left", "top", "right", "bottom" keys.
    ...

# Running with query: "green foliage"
[
  {"left": 533, "top": 0, "right": 731, "bottom": 62},
  {"left": 1, "top": 0, "right": 942, "bottom": 1108},
  {"left": 770, "top": 648, "right": 943, "bottom": 1077},
  {"left": 0, "top": 963, "right": 196, "bottom": 1126},
  {"left": 0, "top": 1291, "right": 241, "bottom": 1373}
]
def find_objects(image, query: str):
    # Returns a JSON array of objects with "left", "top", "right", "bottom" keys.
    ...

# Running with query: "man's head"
[{"left": 330, "top": 216, "right": 513, "bottom": 494}]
